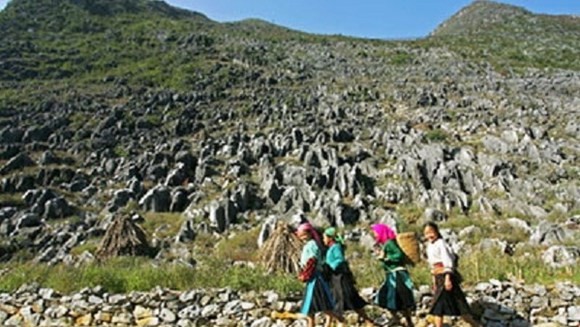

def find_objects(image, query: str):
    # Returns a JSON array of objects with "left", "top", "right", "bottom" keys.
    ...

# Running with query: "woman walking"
[
  {"left": 296, "top": 222, "right": 344, "bottom": 327},
  {"left": 423, "top": 221, "right": 480, "bottom": 327},
  {"left": 372, "top": 223, "right": 415, "bottom": 327},
  {"left": 322, "top": 227, "right": 375, "bottom": 327}
]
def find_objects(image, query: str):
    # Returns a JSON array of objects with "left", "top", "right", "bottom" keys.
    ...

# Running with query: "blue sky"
[{"left": 0, "top": 0, "right": 578, "bottom": 39}]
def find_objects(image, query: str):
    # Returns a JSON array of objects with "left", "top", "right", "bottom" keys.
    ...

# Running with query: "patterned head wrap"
[{"left": 296, "top": 222, "right": 322, "bottom": 246}]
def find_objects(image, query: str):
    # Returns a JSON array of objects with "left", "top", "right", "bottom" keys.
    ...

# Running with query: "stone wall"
[{"left": 0, "top": 280, "right": 577, "bottom": 326}]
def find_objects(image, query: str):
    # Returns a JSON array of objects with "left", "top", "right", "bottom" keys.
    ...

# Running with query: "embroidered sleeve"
[{"left": 299, "top": 257, "right": 317, "bottom": 282}]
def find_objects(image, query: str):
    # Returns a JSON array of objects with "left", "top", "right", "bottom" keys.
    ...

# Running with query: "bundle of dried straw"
[{"left": 259, "top": 222, "right": 302, "bottom": 274}]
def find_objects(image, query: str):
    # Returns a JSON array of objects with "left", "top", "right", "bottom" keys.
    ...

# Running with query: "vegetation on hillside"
[
  {"left": 0, "top": 0, "right": 578, "bottom": 101},
  {"left": 429, "top": 1, "right": 580, "bottom": 71}
]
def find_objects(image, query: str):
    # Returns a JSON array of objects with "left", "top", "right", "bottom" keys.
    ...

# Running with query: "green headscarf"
[{"left": 324, "top": 227, "right": 344, "bottom": 245}]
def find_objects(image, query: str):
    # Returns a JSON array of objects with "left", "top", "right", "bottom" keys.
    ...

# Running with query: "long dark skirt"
[
  {"left": 300, "top": 272, "right": 335, "bottom": 316},
  {"left": 375, "top": 269, "right": 416, "bottom": 311},
  {"left": 430, "top": 273, "right": 471, "bottom": 316},
  {"left": 328, "top": 263, "right": 367, "bottom": 315}
]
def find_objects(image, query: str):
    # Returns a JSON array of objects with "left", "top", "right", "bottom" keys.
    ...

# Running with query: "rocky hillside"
[
  {"left": 0, "top": 0, "right": 578, "bottom": 264},
  {"left": 0, "top": 0, "right": 578, "bottom": 299},
  {"left": 0, "top": 0, "right": 578, "bottom": 325}
]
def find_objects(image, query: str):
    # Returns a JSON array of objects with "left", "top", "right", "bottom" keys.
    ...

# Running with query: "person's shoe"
[{"left": 270, "top": 311, "right": 281, "bottom": 320}]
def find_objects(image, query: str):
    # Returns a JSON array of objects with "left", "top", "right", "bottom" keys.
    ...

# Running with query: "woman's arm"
[{"left": 299, "top": 257, "right": 317, "bottom": 282}]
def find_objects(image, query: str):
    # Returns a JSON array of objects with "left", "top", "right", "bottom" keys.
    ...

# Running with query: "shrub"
[{"left": 424, "top": 129, "right": 449, "bottom": 143}]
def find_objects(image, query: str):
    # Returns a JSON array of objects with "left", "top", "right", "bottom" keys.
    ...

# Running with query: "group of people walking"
[{"left": 289, "top": 221, "right": 480, "bottom": 327}]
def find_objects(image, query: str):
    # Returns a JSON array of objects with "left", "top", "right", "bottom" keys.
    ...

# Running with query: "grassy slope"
[
  {"left": 428, "top": 0, "right": 580, "bottom": 71},
  {"left": 0, "top": 0, "right": 578, "bottom": 104}
]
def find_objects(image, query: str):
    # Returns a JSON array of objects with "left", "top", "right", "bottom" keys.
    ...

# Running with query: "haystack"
[
  {"left": 96, "top": 214, "right": 153, "bottom": 260},
  {"left": 396, "top": 231, "right": 421, "bottom": 265},
  {"left": 259, "top": 222, "right": 302, "bottom": 274}
]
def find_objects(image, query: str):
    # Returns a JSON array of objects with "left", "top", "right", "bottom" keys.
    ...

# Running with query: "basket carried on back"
[{"left": 396, "top": 232, "right": 421, "bottom": 265}]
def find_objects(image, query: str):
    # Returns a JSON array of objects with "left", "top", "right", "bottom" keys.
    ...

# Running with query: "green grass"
[
  {"left": 0, "top": 256, "right": 302, "bottom": 295},
  {"left": 142, "top": 212, "right": 184, "bottom": 239},
  {"left": 346, "top": 241, "right": 385, "bottom": 288},
  {"left": 70, "top": 238, "right": 101, "bottom": 256},
  {"left": 214, "top": 227, "right": 261, "bottom": 262},
  {"left": 113, "top": 144, "right": 129, "bottom": 158},
  {"left": 460, "top": 248, "right": 579, "bottom": 285},
  {"left": 388, "top": 50, "right": 414, "bottom": 66},
  {"left": 360, "top": 247, "right": 578, "bottom": 288},
  {"left": 0, "top": 237, "right": 576, "bottom": 295},
  {"left": 492, "top": 220, "right": 531, "bottom": 243},
  {"left": 424, "top": 128, "right": 450, "bottom": 143},
  {"left": 0, "top": 192, "right": 25, "bottom": 207},
  {"left": 394, "top": 204, "right": 424, "bottom": 230}
]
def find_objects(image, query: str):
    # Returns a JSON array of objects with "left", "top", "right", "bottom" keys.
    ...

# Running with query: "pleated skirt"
[
  {"left": 300, "top": 272, "right": 335, "bottom": 315},
  {"left": 375, "top": 269, "right": 416, "bottom": 311},
  {"left": 328, "top": 270, "right": 367, "bottom": 315},
  {"left": 429, "top": 273, "right": 471, "bottom": 316}
]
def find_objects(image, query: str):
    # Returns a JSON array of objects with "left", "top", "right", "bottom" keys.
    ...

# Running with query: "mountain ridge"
[
  {"left": 1, "top": 0, "right": 208, "bottom": 19},
  {"left": 431, "top": 0, "right": 580, "bottom": 37},
  {"left": 431, "top": 0, "right": 531, "bottom": 36},
  {"left": 426, "top": 0, "right": 580, "bottom": 73},
  {"left": 0, "top": 0, "right": 208, "bottom": 38}
]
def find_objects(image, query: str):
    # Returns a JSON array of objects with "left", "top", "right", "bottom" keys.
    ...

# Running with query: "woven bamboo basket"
[{"left": 396, "top": 232, "right": 420, "bottom": 265}]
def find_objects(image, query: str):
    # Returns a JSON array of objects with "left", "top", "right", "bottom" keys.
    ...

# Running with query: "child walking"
[{"left": 423, "top": 222, "right": 480, "bottom": 327}]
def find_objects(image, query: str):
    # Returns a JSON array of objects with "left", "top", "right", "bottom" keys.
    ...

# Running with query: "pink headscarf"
[
  {"left": 371, "top": 223, "right": 397, "bottom": 244},
  {"left": 296, "top": 222, "right": 322, "bottom": 246}
]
